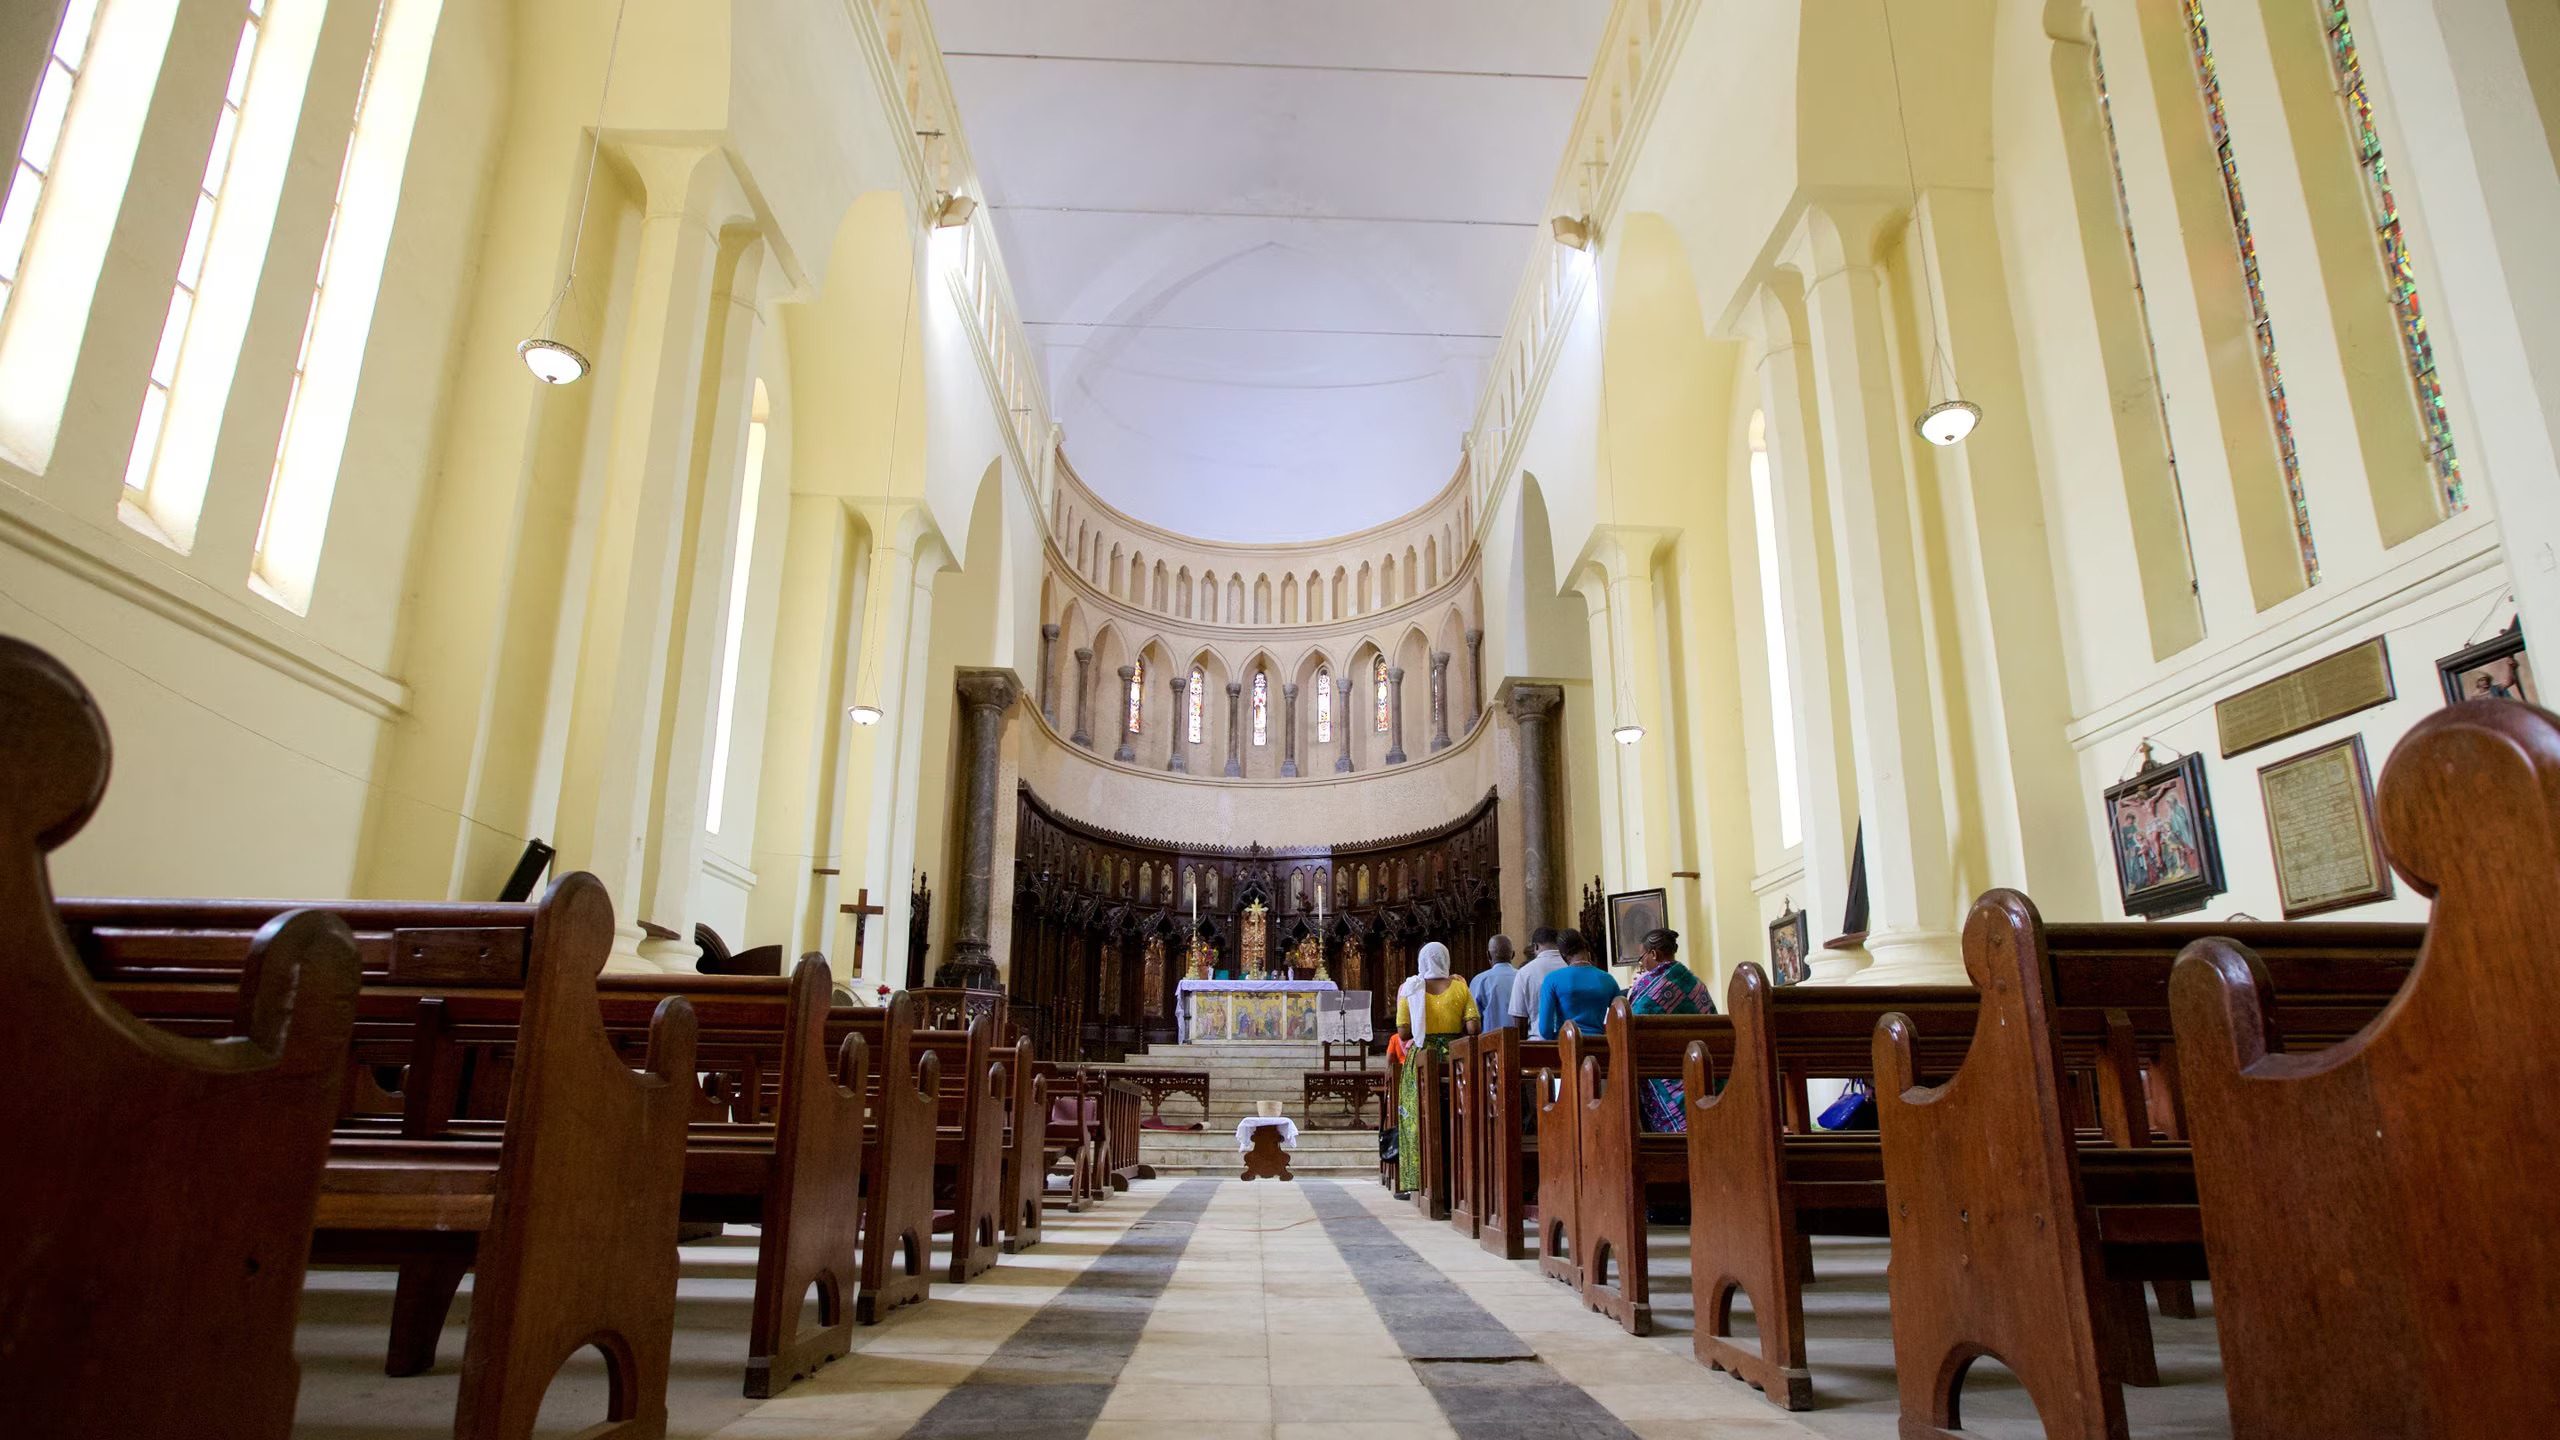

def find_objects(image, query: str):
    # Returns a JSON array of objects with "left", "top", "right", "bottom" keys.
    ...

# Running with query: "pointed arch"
[
  {"left": 1381, "top": 553, "right": 1398, "bottom": 608},
  {"left": 1201, "top": 569, "right": 1219, "bottom": 623},
  {"left": 1225, "top": 573, "right": 1244, "bottom": 619},
  {"left": 1281, "top": 572, "right": 1299, "bottom": 624},
  {"left": 1176, "top": 566, "right": 1193, "bottom": 618},
  {"left": 1425, "top": 535, "right": 1439, "bottom": 589},
  {"left": 1252, "top": 573, "right": 1272, "bottom": 624},
  {"left": 1405, "top": 545, "right": 1419, "bottom": 597},
  {"left": 1110, "top": 544, "right": 1126, "bottom": 598},
  {"left": 1151, "top": 559, "right": 1168, "bottom": 612}
]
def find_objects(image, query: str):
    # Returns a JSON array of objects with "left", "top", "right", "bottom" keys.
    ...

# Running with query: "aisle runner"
[
  {"left": 1302, "top": 1180, "right": 1641, "bottom": 1439},
  {"left": 903, "top": 1179, "right": 1219, "bottom": 1439}
]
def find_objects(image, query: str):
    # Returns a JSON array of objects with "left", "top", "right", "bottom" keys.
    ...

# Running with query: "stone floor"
[{"left": 285, "top": 1180, "right": 2235, "bottom": 1438}]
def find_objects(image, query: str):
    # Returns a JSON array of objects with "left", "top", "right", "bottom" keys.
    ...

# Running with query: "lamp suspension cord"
[
  {"left": 534, "top": 0, "right": 631, "bottom": 335},
  {"left": 1877, "top": 0, "right": 1951, "bottom": 394},
  {"left": 852, "top": 266, "right": 924, "bottom": 708}
]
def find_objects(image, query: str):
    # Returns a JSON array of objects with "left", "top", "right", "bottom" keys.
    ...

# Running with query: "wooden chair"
[
  {"left": 1, "top": 636, "right": 366, "bottom": 1440},
  {"left": 2173, "top": 700, "right": 2560, "bottom": 1440}
]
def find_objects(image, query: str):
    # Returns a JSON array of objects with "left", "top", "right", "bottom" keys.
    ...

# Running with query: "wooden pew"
[
  {"left": 1681, "top": 971, "right": 1982, "bottom": 1409},
  {"left": 75, "top": 876, "right": 700, "bottom": 1440},
  {"left": 1473, "top": 1027, "right": 1560, "bottom": 1261},
  {"left": 1872, "top": 892, "right": 2419, "bottom": 1439},
  {"left": 2171, "top": 700, "right": 2560, "bottom": 1440},
  {"left": 1446, "top": 1032, "right": 1483, "bottom": 1238},
  {"left": 1572, "top": 1000, "right": 1726, "bottom": 1334},
  {"left": 831, "top": 998, "right": 940, "bottom": 1322},
  {"left": 913, "top": 1017, "right": 1007, "bottom": 1282},
  {"left": 1534, "top": 1040, "right": 1582, "bottom": 1286},
  {"left": 996, "top": 1034, "right": 1049, "bottom": 1252},
  {"left": 3, "top": 636, "right": 368, "bottom": 1440},
  {"left": 1093, "top": 1068, "right": 1150, "bottom": 1188},
  {"left": 1409, "top": 1040, "right": 1452, "bottom": 1219},
  {"left": 1039, "top": 1063, "right": 1104, "bottom": 1209}
]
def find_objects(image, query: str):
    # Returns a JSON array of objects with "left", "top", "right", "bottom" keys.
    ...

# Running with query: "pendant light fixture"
[
  {"left": 517, "top": 0, "right": 632, "bottom": 385},
  {"left": 1879, "top": 0, "right": 1980, "bottom": 446}
]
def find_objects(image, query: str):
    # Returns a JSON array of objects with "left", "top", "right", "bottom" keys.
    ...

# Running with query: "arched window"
[
  {"left": 1127, "top": 659, "right": 1144, "bottom": 733},
  {"left": 1251, "top": 671, "right": 1268, "bottom": 746},
  {"left": 1314, "top": 666, "right": 1333, "bottom": 743},
  {"left": 706, "top": 379, "right": 771, "bottom": 835},
  {"left": 1373, "top": 656, "right": 1390, "bottom": 732},
  {"left": 1187, "top": 664, "right": 1205, "bottom": 744}
]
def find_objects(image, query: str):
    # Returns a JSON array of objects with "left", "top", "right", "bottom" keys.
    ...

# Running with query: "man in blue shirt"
[
  {"left": 1535, "top": 928, "right": 1622, "bottom": 1041},
  {"left": 1469, "top": 935, "right": 1519, "bottom": 1031},
  {"left": 1510, "top": 926, "right": 1566, "bottom": 1034}
]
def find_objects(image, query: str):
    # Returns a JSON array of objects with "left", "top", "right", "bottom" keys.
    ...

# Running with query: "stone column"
[
  {"left": 1335, "top": 676, "right": 1356, "bottom": 772},
  {"left": 1384, "top": 666, "right": 1409, "bottom": 765},
  {"left": 1224, "top": 681, "right": 1244, "bottom": 776},
  {"left": 1071, "top": 648, "right": 1095, "bottom": 747},
  {"left": 1503, "top": 680, "right": 1566, "bottom": 927},
  {"left": 1168, "top": 674, "right": 1190, "bottom": 773},
  {"left": 1281, "top": 683, "right": 1300, "bottom": 777},
  {"left": 1428, "top": 651, "right": 1452, "bottom": 751},
  {"left": 1038, "top": 623, "right": 1060, "bottom": 725},
  {"left": 1113, "top": 665, "right": 1137, "bottom": 761},
  {"left": 940, "top": 669, "right": 1021, "bottom": 989},
  {"left": 1464, "top": 628, "right": 1485, "bottom": 734}
]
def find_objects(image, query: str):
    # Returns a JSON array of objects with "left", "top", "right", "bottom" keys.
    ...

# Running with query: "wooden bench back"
[
  {"left": 3, "top": 636, "right": 366, "bottom": 1438},
  {"left": 2174, "top": 700, "right": 2560, "bottom": 1438}
]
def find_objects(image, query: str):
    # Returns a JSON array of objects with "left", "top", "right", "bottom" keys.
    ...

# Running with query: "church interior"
[{"left": 7, "top": 0, "right": 2558, "bottom": 1437}]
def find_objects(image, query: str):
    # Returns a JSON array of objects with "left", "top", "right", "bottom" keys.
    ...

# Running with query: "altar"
[{"left": 1177, "top": 979, "right": 1337, "bottom": 1043}]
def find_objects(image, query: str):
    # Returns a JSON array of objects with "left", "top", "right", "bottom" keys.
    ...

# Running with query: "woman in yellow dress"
[{"left": 1392, "top": 941, "right": 1479, "bottom": 1195}]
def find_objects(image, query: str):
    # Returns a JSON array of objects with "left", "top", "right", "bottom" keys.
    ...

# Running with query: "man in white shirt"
[{"left": 1509, "top": 926, "right": 1567, "bottom": 1037}]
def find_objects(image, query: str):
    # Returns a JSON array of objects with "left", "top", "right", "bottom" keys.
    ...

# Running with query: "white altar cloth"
[
  {"left": 1235, "top": 1116, "right": 1299, "bottom": 1152},
  {"left": 1176, "top": 978, "right": 1338, "bottom": 1043}
]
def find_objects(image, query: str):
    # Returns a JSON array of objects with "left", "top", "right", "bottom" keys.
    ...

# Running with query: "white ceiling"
[{"left": 929, "top": 1, "right": 1610, "bottom": 542}]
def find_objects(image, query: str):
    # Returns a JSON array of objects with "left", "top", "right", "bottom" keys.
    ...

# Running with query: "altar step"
[{"left": 1084, "top": 1039, "right": 1385, "bottom": 1147}]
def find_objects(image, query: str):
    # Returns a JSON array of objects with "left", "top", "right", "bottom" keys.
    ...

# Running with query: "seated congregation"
[
  {"left": 3, "top": 638, "right": 1153, "bottom": 1440},
  {"left": 1383, "top": 689, "right": 2557, "bottom": 1439}
]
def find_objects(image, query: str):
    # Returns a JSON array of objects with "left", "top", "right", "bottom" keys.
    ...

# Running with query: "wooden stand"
[{"left": 1240, "top": 1125, "right": 1294, "bottom": 1182}]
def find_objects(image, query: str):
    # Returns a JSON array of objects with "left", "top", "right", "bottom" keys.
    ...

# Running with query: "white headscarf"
[{"left": 1399, "top": 941, "right": 1453, "bottom": 1043}]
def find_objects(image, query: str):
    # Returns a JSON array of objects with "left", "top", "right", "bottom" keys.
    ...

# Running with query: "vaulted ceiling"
[{"left": 929, "top": 1, "right": 1611, "bottom": 543}]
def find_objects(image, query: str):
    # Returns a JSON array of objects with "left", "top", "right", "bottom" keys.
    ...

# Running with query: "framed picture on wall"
[
  {"left": 2257, "top": 735, "right": 2394, "bottom": 918},
  {"left": 1767, "top": 905, "right": 1810, "bottom": 986},
  {"left": 2102, "top": 749, "right": 2227, "bottom": 919},
  {"left": 1604, "top": 887, "right": 1667, "bottom": 967},
  {"left": 2437, "top": 623, "right": 2538, "bottom": 707}
]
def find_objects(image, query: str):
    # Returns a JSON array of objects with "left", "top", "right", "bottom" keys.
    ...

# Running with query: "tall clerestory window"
[
  {"left": 1251, "top": 671, "right": 1268, "bottom": 746},
  {"left": 705, "top": 380, "right": 769, "bottom": 836},
  {"left": 126, "top": 0, "right": 276, "bottom": 541},
  {"left": 1127, "top": 659, "right": 1144, "bottom": 734},
  {"left": 2320, "top": 0, "right": 2461, "bottom": 512},
  {"left": 1373, "top": 656, "right": 1389, "bottom": 732},
  {"left": 1314, "top": 666, "right": 1333, "bottom": 743},
  {"left": 0, "top": 0, "right": 106, "bottom": 331},
  {"left": 2186, "top": 0, "right": 2318, "bottom": 585},
  {"left": 2091, "top": 35, "right": 2196, "bottom": 562},
  {"left": 254, "top": 0, "right": 409, "bottom": 612},
  {"left": 1186, "top": 664, "right": 1206, "bottom": 744}
]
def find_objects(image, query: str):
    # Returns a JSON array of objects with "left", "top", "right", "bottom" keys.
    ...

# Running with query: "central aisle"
[{"left": 713, "top": 1179, "right": 1828, "bottom": 1439}]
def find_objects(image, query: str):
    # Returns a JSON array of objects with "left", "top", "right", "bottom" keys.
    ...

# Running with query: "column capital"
[
  {"left": 1387, "top": 665, "right": 1406, "bottom": 683},
  {"left": 1500, "top": 678, "right": 1565, "bottom": 723},
  {"left": 1282, "top": 682, "right": 1298, "bottom": 700},
  {"left": 1116, "top": 664, "right": 1135, "bottom": 681},
  {"left": 1226, "top": 680, "right": 1242, "bottom": 697},
  {"left": 1041, "top": 622, "right": 1061, "bottom": 639},
  {"left": 1170, "top": 675, "right": 1188, "bottom": 696},
  {"left": 1430, "top": 650, "right": 1450, "bottom": 671},
  {"left": 954, "top": 668, "right": 1021, "bottom": 714},
  {"left": 1464, "top": 627, "right": 1483, "bottom": 645},
  {"left": 1076, "top": 646, "right": 1094, "bottom": 663}
]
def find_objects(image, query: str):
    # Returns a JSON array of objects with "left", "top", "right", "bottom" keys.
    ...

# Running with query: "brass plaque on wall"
[{"left": 2214, "top": 637, "right": 2395, "bottom": 757}]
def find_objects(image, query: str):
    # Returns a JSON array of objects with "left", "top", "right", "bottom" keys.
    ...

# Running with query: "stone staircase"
[{"left": 1084, "top": 1039, "right": 1384, "bottom": 1176}]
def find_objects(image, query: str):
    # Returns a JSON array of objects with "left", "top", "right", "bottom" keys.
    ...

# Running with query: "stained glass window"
[
  {"left": 2322, "top": 0, "right": 2461, "bottom": 512},
  {"left": 2187, "top": 0, "right": 2319, "bottom": 584},
  {"left": 1374, "top": 656, "right": 1390, "bottom": 732},
  {"left": 1127, "top": 659, "right": 1143, "bottom": 733},
  {"left": 1251, "top": 671, "right": 1268, "bottom": 745},
  {"left": 1187, "top": 665, "right": 1205, "bottom": 744},
  {"left": 1315, "top": 666, "right": 1333, "bottom": 743}
]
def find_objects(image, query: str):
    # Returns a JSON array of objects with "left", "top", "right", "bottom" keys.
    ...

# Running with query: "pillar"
[
  {"left": 1224, "top": 681, "right": 1243, "bottom": 777},
  {"left": 1113, "top": 665, "right": 1137, "bottom": 762},
  {"left": 1071, "top": 647, "right": 1095, "bottom": 747},
  {"left": 1281, "top": 682, "right": 1300, "bottom": 777},
  {"left": 1168, "top": 674, "right": 1189, "bottom": 773},
  {"left": 1428, "top": 650, "right": 1452, "bottom": 751},
  {"left": 1334, "top": 676, "right": 1356, "bottom": 773},
  {"left": 1385, "top": 666, "right": 1409, "bottom": 765},
  {"left": 940, "top": 669, "right": 1021, "bottom": 990},
  {"left": 1794, "top": 204, "right": 1960, "bottom": 984},
  {"left": 1464, "top": 628, "right": 1485, "bottom": 735},
  {"left": 1038, "top": 623, "right": 1060, "bottom": 725},
  {"left": 1503, "top": 680, "right": 1565, "bottom": 927}
]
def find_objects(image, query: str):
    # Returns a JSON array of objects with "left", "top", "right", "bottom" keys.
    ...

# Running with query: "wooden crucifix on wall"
[{"left": 839, "top": 887, "right": 886, "bottom": 983}]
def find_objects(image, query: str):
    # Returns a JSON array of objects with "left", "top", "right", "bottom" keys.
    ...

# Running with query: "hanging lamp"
[
  {"left": 518, "top": 0, "right": 631, "bottom": 385},
  {"left": 1880, "top": 0, "right": 1981, "bottom": 446}
]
